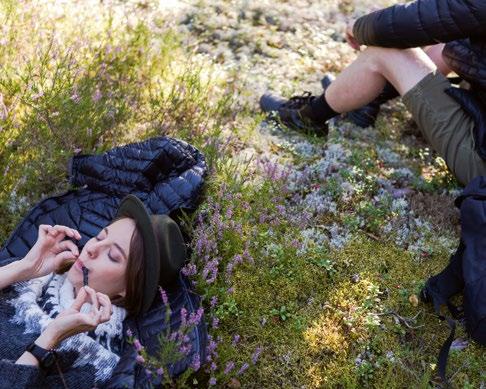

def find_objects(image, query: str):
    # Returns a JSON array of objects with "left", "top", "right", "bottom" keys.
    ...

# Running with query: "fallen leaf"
[{"left": 409, "top": 294, "right": 419, "bottom": 307}]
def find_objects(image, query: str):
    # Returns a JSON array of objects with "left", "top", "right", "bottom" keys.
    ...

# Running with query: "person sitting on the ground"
[
  {"left": 0, "top": 195, "right": 186, "bottom": 388},
  {"left": 260, "top": 0, "right": 486, "bottom": 186}
]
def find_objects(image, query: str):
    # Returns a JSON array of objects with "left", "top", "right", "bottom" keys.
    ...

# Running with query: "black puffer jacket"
[
  {"left": 0, "top": 136, "right": 208, "bottom": 388},
  {"left": 353, "top": 0, "right": 486, "bottom": 159}
]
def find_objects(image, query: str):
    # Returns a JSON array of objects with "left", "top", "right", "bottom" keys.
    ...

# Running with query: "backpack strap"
[{"left": 421, "top": 247, "right": 465, "bottom": 388}]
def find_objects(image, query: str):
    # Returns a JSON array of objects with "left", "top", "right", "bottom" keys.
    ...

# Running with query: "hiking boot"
[
  {"left": 259, "top": 92, "right": 329, "bottom": 137},
  {"left": 321, "top": 75, "right": 399, "bottom": 128},
  {"left": 345, "top": 102, "right": 381, "bottom": 128}
]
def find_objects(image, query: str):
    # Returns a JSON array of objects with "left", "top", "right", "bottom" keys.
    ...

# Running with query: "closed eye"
[{"left": 108, "top": 251, "right": 120, "bottom": 263}]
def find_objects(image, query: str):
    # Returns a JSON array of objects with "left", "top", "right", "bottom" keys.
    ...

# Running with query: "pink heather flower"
[
  {"left": 31, "top": 91, "right": 44, "bottom": 100},
  {"left": 237, "top": 363, "right": 249, "bottom": 375},
  {"left": 209, "top": 377, "right": 217, "bottom": 386},
  {"left": 190, "top": 354, "right": 201, "bottom": 371},
  {"left": 92, "top": 88, "right": 102, "bottom": 103},
  {"left": 252, "top": 347, "right": 263, "bottom": 364},
  {"left": 225, "top": 208, "right": 233, "bottom": 219},
  {"left": 133, "top": 339, "right": 143, "bottom": 352},
  {"left": 135, "top": 355, "right": 145, "bottom": 364},
  {"left": 179, "top": 343, "right": 192, "bottom": 355},
  {"left": 224, "top": 361, "right": 235, "bottom": 375},
  {"left": 181, "top": 263, "right": 197, "bottom": 277},
  {"left": 70, "top": 92, "right": 81, "bottom": 103},
  {"left": 188, "top": 307, "right": 204, "bottom": 326},
  {"left": 207, "top": 338, "right": 218, "bottom": 354},
  {"left": 159, "top": 287, "right": 169, "bottom": 306},
  {"left": 180, "top": 308, "right": 188, "bottom": 326},
  {"left": 232, "top": 334, "right": 240, "bottom": 346}
]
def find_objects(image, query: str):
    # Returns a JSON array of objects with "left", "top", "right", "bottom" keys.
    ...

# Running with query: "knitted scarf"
[{"left": 8, "top": 273, "right": 127, "bottom": 384}]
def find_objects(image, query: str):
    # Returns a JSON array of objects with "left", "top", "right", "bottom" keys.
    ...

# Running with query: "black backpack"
[{"left": 421, "top": 176, "right": 486, "bottom": 385}]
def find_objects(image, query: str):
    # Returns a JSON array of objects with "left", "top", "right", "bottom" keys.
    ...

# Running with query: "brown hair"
[{"left": 56, "top": 218, "right": 146, "bottom": 317}]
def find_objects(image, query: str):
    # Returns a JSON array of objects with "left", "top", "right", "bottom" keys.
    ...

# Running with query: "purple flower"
[
  {"left": 181, "top": 263, "right": 197, "bottom": 277},
  {"left": 126, "top": 328, "right": 133, "bottom": 337},
  {"left": 190, "top": 354, "right": 201, "bottom": 371},
  {"left": 202, "top": 259, "right": 219, "bottom": 284},
  {"left": 156, "top": 367, "right": 164, "bottom": 376},
  {"left": 224, "top": 361, "right": 235, "bottom": 375},
  {"left": 212, "top": 317, "right": 220, "bottom": 329},
  {"left": 232, "top": 334, "right": 240, "bottom": 346},
  {"left": 159, "top": 287, "right": 169, "bottom": 306},
  {"left": 135, "top": 355, "right": 145, "bottom": 364},
  {"left": 180, "top": 308, "right": 188, "bottom": 326},
  {"left": 179, "top": 343, "right": 192, "bottom": 355},
  {"left": 133, "top": 339, "right": 143, "bottom": 352},
  {"left": 225, "top": 208, "right": 233, "bottom": 219},
  {"left": 210, "top": 296, "right": 218, "bottom": 309},
  {"left": 70, "top": 92, "right": 81, "bottom": 103},
  {"left": 92, "top": 88, "right": 102, "bottom": 102},
  {"left": 145, "top": 369, "right": 152, "bottom": 377},
  {"left": 237, "top": 363, "right": 249, "bottom": 375},
  {"left": 206, "top": 338, "right": 218, "bottom": 354},
  {"left": 209, "top": 377, "right": 217, "bottom": 386},
  {"left": 252, "top": 347, "right": 263, "bottom": 364},
  {"left": 210, "top": 362, "right": 217, "bottom": 371},
  {"left": 188, "top": 307, "right": 204, "bottom": 326}
]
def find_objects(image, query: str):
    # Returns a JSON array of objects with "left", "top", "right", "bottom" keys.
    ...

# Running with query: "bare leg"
[
  {"left": 424, "top": 43, "right": 451, "bottom": 76},
  {"left": 325, "top": 47, "right": 437, "bottom": 113}
]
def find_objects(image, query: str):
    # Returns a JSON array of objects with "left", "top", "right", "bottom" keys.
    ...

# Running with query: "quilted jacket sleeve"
[
  {"left": 0, "top": 360, "right": 46, "bottom": 389},
  {"left": 68, "top": 137, "right": 206, "bottom": 213},
  {"left": 353, "top": 0, "right": 486, "bottom": 49}
]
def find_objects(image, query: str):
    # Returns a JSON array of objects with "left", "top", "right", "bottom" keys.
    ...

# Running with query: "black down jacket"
[
  {"left": 353, "top": 0, "right": 486, "bottom": 159},
  {"left": 0, "top": 136, "right": 208, "bottom": 388}
]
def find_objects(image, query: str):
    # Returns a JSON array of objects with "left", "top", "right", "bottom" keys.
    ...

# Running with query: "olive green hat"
[{"left": 116, "top": 194, "right": 186, "bottom": 314}]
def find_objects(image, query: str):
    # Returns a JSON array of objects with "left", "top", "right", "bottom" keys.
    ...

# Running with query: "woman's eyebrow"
[{"left": 104, "top": 227, "right": 128, "bottom": 260}]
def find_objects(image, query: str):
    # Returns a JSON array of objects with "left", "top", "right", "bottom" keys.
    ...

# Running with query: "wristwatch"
[{"left": 26, "top": 342, "right": 57, "bottom": 371}]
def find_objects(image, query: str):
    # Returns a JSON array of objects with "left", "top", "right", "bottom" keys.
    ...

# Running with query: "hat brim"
[{"left": 115, "top": 195, "right": 159, "bottom": 314}]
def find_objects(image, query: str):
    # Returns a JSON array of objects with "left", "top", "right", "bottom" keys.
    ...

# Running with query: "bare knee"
[{"left": 359, "top": 46, "right": 436, "bottom": 95}]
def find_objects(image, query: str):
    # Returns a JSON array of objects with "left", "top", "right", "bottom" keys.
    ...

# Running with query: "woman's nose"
[{"left": 86, "top": 241, "right": 102, "bottom": 259}]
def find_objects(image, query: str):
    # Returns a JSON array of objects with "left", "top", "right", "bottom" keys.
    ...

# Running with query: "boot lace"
[{"left": 282, "top": 91, "right": 315, "bottom": 109}]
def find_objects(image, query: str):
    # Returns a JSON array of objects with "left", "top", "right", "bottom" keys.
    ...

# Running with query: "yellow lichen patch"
[{"left": 304, "top": 315, "right": 349, "bottom": 357}]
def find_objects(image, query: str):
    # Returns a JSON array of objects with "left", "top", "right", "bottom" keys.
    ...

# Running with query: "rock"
[
  {"left": 196, "top": 43, "right": 212, "bottom": 54},
  {"left": 265, "top": 15, "right": 278, "bottom": 26}
]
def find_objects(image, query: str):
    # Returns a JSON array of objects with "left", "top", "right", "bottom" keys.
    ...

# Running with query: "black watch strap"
[{"left": 26, "top": 342, "right": 57, "bottom": 370}]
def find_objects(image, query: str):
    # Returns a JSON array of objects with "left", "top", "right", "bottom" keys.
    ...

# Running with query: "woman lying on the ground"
[{"left": 0, "top": 195, "right": 186, "bottom": 389}]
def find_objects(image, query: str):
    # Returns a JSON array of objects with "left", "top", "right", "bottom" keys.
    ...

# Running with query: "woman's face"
[{"left": 67, "top": 218, "right": 136, "bottom": 298}]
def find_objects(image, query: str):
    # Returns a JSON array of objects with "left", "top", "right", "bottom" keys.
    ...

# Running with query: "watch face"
[{"left": 42, "top": 351, "right": 57, "bottom": 369}]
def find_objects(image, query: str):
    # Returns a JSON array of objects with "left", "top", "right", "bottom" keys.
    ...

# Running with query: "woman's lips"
[{"left": 75, "top": 259, "right": 84, "bottom": 271}]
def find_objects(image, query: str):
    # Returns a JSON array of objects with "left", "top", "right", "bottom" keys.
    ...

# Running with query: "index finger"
[
  {"left": 51, "top": 225, "right": 82, "bottom": 241},
  {"left": 71, "top": 287, "right": 89, "bottom": 311}
]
